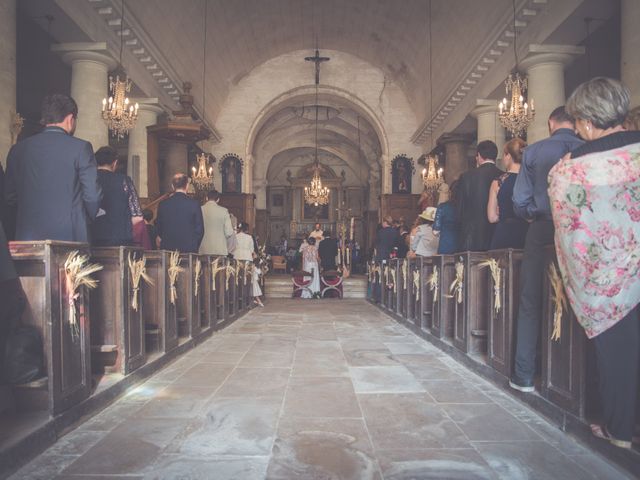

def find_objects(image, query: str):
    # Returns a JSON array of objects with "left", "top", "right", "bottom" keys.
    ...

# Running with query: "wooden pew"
[
  {"left": 433, "top": 254, "right": 456, "bottom": 340},
  {"left": 208, "top": 256, "right": 227, "bottom": 330},
  {"left": 540, "top": 246, "right": 590, "bottom": 417},
  {"left": 90, "top": 246, "right": 146, "bottom": 375},
  {"left": 237, "top": 260, "right": 253, "bottom": 313},
  {"left": 8, "top": 241, "right": 92, "bottom": 415},
  {"left": 485, "top": 249, "right": 523, "bottom": 378},
  {"left": 225, "top": 258, "right": 239, "bottom": 321},
  {"left": 175, "top": 253, "right": 210, "bottom": 341},
  {"left": 418, "top": 255, "right": 440, "bottom": 336},
  {"left": 405, "top": 257, "right": 421, "bottom": 328},
  {"left": 449, "top": 252, "right": 491, "bottom": 357},
  {"left": 142, "top": 250, "right": 178, "bottom": 355}
]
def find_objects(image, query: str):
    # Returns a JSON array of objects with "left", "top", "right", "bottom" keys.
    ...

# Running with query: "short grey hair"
[{"left": 566, "top": 77, "right": 630, "bottom": 130}]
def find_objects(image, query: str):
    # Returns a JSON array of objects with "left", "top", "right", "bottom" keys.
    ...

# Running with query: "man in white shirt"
[
  {"left": 199, "top": 190, "right": 236, "bottom": 256},
  {"left": 309, "top": 223, "right": 324, "bottom": 242}
]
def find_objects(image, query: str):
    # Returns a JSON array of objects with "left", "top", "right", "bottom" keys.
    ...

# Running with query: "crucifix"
[{"left": 305, "top": 49, "right": 330, "bottom": 85}]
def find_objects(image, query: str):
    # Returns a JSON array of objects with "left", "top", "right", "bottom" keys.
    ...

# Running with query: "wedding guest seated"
[
  {"left": 487, "top": 138, "right": 529, "bottom": 249},
  {"left": 411, "top": 207, "right": 439, "bottom": 257},
  {"left": 156, "top": 174, "right": 204, "bottom": 253},
  {"left": 550, "top": 77, "right": 640, "bottom": 449},
  {"left": 433, "top": 182, "right": 460, "bottom": 254}
]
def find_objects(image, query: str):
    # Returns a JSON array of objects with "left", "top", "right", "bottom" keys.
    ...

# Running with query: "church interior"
[{"left": 0, "top": 0, "right": 639, "bottom": 478}]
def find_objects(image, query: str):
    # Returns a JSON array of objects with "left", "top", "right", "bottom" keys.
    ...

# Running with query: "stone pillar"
[
  {"left": 0, "top": 0, "right": 16, "bottom": 168},
  {"left": 254, "top": 178, "right": 268, "bottom": 210},
  {"left": 437, "top": 133, "right": 472, "bottom": 185},
  {"left": 162, "top": 142, "right": 188, "bottom": 193},
  {"left": 127, "top": 98, "right": 163, "bottom": 198},
  {"left": 622, "top": 0, "right": 640, "bottom": 107},
  {"left": 244, "top": 154, "right": 254, "bottom": 194},
  {"left": 520, "top": 44, "right": 584, "bottom": 144},
  {"left": 52, "top": 42, "right": 117, "bottom": 150},
  {"left": 471, "top": 99, "right": 506, "bottom": 168}
]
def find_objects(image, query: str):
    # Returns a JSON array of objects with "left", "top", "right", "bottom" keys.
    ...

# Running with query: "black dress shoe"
[{"left": 509, "top": 376, "right": 535, "bottom": 393}]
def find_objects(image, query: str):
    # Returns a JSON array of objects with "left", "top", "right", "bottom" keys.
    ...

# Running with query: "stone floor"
[{"left": 10, "top": 299, "right": 632, "bottom": 480}]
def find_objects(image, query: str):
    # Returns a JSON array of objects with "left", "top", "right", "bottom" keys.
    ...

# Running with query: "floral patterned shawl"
[{"left": 548, "top": 141, "right": 640, "bottom": 338}]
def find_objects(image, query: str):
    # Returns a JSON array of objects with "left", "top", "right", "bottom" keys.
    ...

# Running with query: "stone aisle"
[{"left": 10, "top": 300, "right": 630, "bottom": 480}]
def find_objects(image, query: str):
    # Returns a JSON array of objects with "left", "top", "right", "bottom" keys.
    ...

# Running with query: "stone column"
[
  {"left": 622, "top": 0, "right": 640, "bottom": 107},
  {"left": 244, "top": 154, "right": 254, "bottom": 194},
  {"left": 520, "top": 44, "right": 584, "bottom": 144},
  {"left": 52, "top": 42, "right": 117, "bottom": 150},
  {"left": 162, "top": 141, "right": 188, "bottom": 193},
  {"left": 254, "top": 178, "right": 268, "bottom": 210},
  {"left": 127, "top": 98, "right": 163, "bottom": 198},
  {"left": 471, "top": 99, "right": 506, "bottom": 168},
  {"left": 0, "top": 0, "right": 16, "bottom": 168},
  {"left": 437, "top": 133, "right": 472, "bottom": 185}
]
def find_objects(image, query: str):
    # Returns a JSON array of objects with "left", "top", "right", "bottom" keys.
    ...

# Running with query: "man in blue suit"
[
  {"left": 4, "top": 94, "right": 102, "bottom": 242},
  {"left": 156, "top": 174, "right": 204, "bottom": 253}
]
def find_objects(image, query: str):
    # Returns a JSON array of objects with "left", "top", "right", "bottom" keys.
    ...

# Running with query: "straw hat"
[{"left": 418, "top": 206, "right": 437, "bottom": 222}]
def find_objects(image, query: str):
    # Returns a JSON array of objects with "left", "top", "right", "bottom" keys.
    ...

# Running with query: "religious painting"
[
  {"left": 220, "top": 154, "right": 243, "bottom": 193},
  {"left": 303, "top": 201, "right": 330, "bottom": 221},
  {"left": 391, "top": 155, "right": 414, "bottom": 194}
]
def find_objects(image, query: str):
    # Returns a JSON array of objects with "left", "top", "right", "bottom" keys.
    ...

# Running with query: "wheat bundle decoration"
[
  {"left": 446, "top": 261, "right": 464, "bottom": 304},
  {"left": 413, "top": 269, "right": 421, "bottom": 302},
  {"left": 128, "top": 253, "right": 153, "bottom": 311},
  {"left": 367, "top": 263, "right": 373, "bottom": 282},
  {"left": 225, "top": 263, "right": 236, "bottom": 289},
  {"left": 390, "top": 267, "right": 397, "bottom": 293},
  {"left": 235, "top": 261, "right": 243, "bottom": 286},
  {"left": 168, "top": 251, "right": 184, "bottom": 305},
  {"left": 211, "top": 257, "right": 225, "bottom": 291},
  {"left": 402, "top": 260, "right": 408, "bottom": 290},
  {"left": 242, "top": 261, "right": 251, "bottom": 286},
  {"left": 548, "top": 263, "right": 567, "bottom": 341},
  {"left": 479, "top": 258, "right": 502, "bottom": 314},
  {"left": 428, "top": 266, "right": 439, "bottom": 303},
  {"left": 194, "top": 258, "right": 202, "bottom": 298},
  {"left": 383, "top": 265, "right": 389, "bottom": 290},
  {"left": 64, "top": 251, "right": 103, "bottom": 339}
]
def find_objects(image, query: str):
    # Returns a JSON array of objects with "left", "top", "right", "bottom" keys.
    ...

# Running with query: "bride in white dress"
[{"left": 300, "top": 237, "right": 320, "bottom": 298}]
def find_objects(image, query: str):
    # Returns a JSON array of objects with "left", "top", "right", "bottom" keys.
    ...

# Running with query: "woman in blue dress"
[
  {"left": 488, "top": 138, "right": 529, "bottom": 250},
  {"left": 433, "top": 182, "right": 460, "bottom": 254}
]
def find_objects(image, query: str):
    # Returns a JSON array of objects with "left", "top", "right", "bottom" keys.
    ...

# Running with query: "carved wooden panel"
[
  {"left": 143, "top": 250, "right": 178, "bottom": 353},
  {"left": 437, "top": 254, "right": 457, "bottom": 340},
  {"left": 90, "top": 247, "right": 146, "bottom": 375},
  {"left": 487, "top": 249, "right": 523, "bottom": 377},
  {"left": 10, "top": 241, "right": 92, "bottom": 415}
]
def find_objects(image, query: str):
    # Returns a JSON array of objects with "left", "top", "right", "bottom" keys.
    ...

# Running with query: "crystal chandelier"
[
  {"left": 101, "top": 0, "right": 138, "bottom": 139},
  {"left": 499, "top": 73, "right": 534, "bottom": 138},
  {"left": 102, "top": 75, "right": 138, "bottom": 139},
  {"left": 191, "top": 153, "right": 214, "bottom": 193},
  {"left": 305, "top": 166, "right": 330, "bottom": 206},
  {"left": 498, "top": 0, "right": 535, "bottom": 138},
  {"left": 421, "top": 154, "right": 443, "bottom": 193}
]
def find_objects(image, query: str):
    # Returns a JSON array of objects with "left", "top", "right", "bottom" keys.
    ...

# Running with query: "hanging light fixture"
[
  {"left": 101, "top": 0, "right": 138, "bottom": 139},
  {"left": 498, "top": 0, "right": 535, "bottom": 138},
  {"left": 422, "top": 155, "right": 443, "bottom": 193},
  {"left": 189, "top": 0, "right": 214, "bottom": 194}
]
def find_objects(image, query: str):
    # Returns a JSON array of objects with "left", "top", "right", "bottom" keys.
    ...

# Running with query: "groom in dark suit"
[
  {"left": 4, "top": 94, "right": 102, "bottom": 242},
  {"left": 156, "top": 174, "right": 204, "bottom": 253},
  {"left": 457, "top": 140, "right": 502, "bottom": 251}
]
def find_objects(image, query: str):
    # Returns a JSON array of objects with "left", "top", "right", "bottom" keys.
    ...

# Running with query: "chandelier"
[
  {"left": 102, "top": 75, "right": 138, "bottom": 139},
  {"left": 421, "top": 154, "right": 444, "bottom": 193},
  {"left": 305, "top": 165, "right": 330, "bottom": 206},
  {"left": 498, "top": 0, "right": 535, "bottom": 138},
  {"left": 499, "top": 73, "right": 534, "bottom": 138},
  {"left": 191, "top": 153, "right": 214, "bottom": 193},
  {"left": 101, "top": 0, "right": 138, "bottom": 139}
]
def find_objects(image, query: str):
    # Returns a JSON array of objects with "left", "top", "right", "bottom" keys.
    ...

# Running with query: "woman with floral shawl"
[{"left": 549, "top": 77, "right": 640, "bottom": 449}]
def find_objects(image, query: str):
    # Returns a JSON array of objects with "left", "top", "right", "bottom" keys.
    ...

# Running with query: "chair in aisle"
[
  {"left": 320, "top": 270, "right": 343, "bottom": 298},
  {"left": 272, "top": 255, "right": 287, "bottom": 273},
  {"left": 291, "top": 270, "right": 313, "bottom": 298}
]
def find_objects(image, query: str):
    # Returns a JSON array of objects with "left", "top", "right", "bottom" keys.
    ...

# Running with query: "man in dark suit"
[
  {"left": 156, "top": 174, "right": 204, "bottom": 253},
  {"left": 4, "top": 94, "right": 102, "bottom": 242},
  {"left": 318, "top": 230, "right": 338, "bottom": 271},
  {"left": 457, "top": 140, "right": 502, "bottom": 251},
  {"left": 375, "top": 216, "right": 402, "bottom": 261}
]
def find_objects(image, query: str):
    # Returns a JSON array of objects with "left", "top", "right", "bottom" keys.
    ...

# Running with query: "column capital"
[
  {"left": 52, "top": 42, "right": 118, "bottom": 70},
  {"left": 131, "top": 98, "right": 164, "bottom": 115},
  {"left": 520, "top": 44, "right": 584, "bottom": 71},
  {"left": 470, "top": 99, "right": 499, "bottom": 118},
  {"left": 437, "top": 132, "right": 473, "bottom": 147}
]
